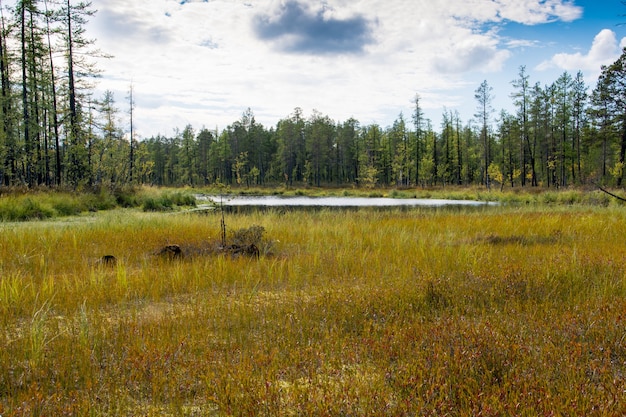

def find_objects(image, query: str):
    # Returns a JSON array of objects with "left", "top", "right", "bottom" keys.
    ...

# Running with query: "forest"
[{"left": 2, "top": 1, "right": 626, "bottom": 190}]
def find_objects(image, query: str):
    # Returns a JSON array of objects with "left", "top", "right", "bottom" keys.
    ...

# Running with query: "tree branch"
[{"left": 595, "top": 182, "right": 626, "bottom": 202}]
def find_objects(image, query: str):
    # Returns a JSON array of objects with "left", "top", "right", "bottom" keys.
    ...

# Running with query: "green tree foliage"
[
  {"left": 475, "top": 80, "right": 494, "bottom": 188},
  {"left": 0, "top": 0, "right": 104, "bottom": 188},
  {"left": 412, "top": 94, "right": 424, "bottom": 186},
  {"left": 2, "top": 3, "right": 626, "bottom": 190},
  {"left": 591, "top": 47, "right": 626, "bottom": 186}
]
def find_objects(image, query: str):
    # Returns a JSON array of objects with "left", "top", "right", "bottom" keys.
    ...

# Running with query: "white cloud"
[
  {"left": 80, "top": 0, "right": 589, "bottom": 136},
  {"left": 537, "top": 29, "right": 626, "bottom": 77},
  {"left": 410, "top": 0, "right": 582, "bottom": 25},
  {"left": 495, "top": 0, "right": 582, "bottom": 24}
]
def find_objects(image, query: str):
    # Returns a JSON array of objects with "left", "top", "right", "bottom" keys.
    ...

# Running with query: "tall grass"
[
  {"left": 0, "top": 187, "right": 197, "bottom": 221},
  {"left": 199, "top": 184, "right": 624, "bottom": 206},
  {"left": 1, "top": 205, "right": 626, "bottom": 415}
]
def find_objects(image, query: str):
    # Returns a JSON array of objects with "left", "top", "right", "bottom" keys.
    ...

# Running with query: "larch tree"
[
  {"left": 589, "top": 71, "right": 613, "bottom": 181},
  {"left": 511, "top": 66, "right": 537, "bottom": 186},
  {"left": 18, "top": 0, "right": 41, "bottom": 186},
  {"left": 553, "top": 71, "right": 573, "bottom": 187},
  {"left": 593, "top": 48, "right": 626, "bottom": 186},
  {"left": 128, "top": 82, "right": 135, "bottom": 183},
  {"left": 389, "top": 113, "right": 408, "bottom": 186},
  {"left": 0, "top": 0, "right": 16, "bottom": 185},
  {"left": 94, "top": 89, "right": 123, "bottom": 185},
  {"left": 43, "top": 0, "right": 61, "bottom": 185},
  {"left": 412, "top": 93, "right": 424, "bottom": 186},
  {"left": 475, "top": 79, "right": 494, "bottom": 189},
  {"left": 336, "top": 117, "right": 359, "bottom": 184},
  {"left": 572, "top": 70, "right": 587, "bottom": 182},
  {"left": 178, "top": 124, "right": 195, "bottom": 186},
  {"left": 305, "top": 110, "right": 333, "bottom": 187},
  {"left": 196, "top": 128, "right": 214, "bottom": 185},
  {"left": 59, "top": 0, "right": 100, "bottom": 187}
]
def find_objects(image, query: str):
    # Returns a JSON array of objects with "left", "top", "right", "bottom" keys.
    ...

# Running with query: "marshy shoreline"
[{"left": 1, "top": 187, "right": 625, "bottom": 415}]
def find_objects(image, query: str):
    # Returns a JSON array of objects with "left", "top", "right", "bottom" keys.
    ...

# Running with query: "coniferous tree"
[
  {"left": 196, "top": 128, "right": 213, "bottom": 185},
  {"left": 0, "top": 1, "right": 16, "bottom": 185},
  {"left": 305, "top": 110, "right": 333, "bottom": 187},
  {"left": 18, "top": 0, "right": 44, "bottom": 186},
  {"left": 589, "top": 72, "right": 614, "bottom": 182},
  {"left": 572, "top": 71, "right": 587, "bottom": 182},
  {"left": 389, "top": 113, "right": 408, "bottom": 186},
  {"left": 529, "top": 82, "right": 548, "bottom": 185},
  {"left": 276, "top": 108, "right": 305, "bottom": 185},
  {"left": 335, "top": 118, "right": 359, "bottom": 184},
  {"left": 412, "top": 93, "right": 424, "bottom": 186},
  {"left": 453, "top": 110, "right": 463, "bottom": 185},
  {"left": 592, "top": 48, "right": 626, "bottom": 185},
  {"left": 178, "top": 124, "right": 195, "bottom": 186},
  {"left": 43, "top": 0, "right": 61, "bottom": 185},
  {"left": 93, "top": 90, "right": 124, "bottom": 185},
  {"left": 511, "top": 66, "right": 537, "bottom": 186},
  {"left": 60, "top": 0, "right": 100, "bottom": 186},
  {"left": 128, "top": 82, "right": 135, "bottom": 183},
  {"left": 359, "top": 123, "right": 382, "bottom": 187},
  {"left": 475, "top": 80, "right": 494, "bottom": 188},
  {"left": 553, "top": 71, "right": 573, "bottom": 187}
]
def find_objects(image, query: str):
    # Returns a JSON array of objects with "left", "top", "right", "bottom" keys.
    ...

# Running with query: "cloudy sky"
[{"left": 84, "top": 0, "right": 626, "bottom": 138}]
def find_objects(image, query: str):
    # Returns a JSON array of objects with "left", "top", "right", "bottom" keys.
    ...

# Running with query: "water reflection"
[{"left": 197, "top": 195, "right": 497, "bottom": 209}]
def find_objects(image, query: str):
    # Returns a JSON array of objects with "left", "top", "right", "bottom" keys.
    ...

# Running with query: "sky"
[{"left": 80, "top": 0, "right": 626, "bottom": 138}]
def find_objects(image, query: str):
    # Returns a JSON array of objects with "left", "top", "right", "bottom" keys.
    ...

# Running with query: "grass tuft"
[{"left": 1, "top": 196, "right": 626, "bottom": 415}]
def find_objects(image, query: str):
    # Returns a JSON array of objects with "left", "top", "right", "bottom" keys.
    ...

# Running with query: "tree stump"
[
  {"left": 97, "top": 255, "right": 117, "bottom": 267},
  {"left": 226, "top": 243, "right": 259, "bottom": 259},
  {"left": 157, "top": 244, "right": 183, "bottom": 260}
]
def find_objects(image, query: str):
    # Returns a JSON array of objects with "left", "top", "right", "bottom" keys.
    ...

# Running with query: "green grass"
[
  {"left": 1, "top": 201, "right": 626, "bottom": 415},
  {"left": 0, "top": 187, "right": 197, "bottom": 221},
  {"left": 0, "top": 186, "right": 621, "bottom": 223},
  {"left": 201, "top": 184, "right": 624, "bottom": 207}
]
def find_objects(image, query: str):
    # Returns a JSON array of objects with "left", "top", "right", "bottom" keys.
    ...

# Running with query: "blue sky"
[{"left": 81, "top": 0, "right": 626, "bottom": 137}]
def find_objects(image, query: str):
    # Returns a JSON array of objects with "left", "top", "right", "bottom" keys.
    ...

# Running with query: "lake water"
[{"left": 196, "top": 195, "right": 497, "bottom": 209}]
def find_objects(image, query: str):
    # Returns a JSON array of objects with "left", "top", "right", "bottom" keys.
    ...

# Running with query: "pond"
[{"left": 196, "top": 195, "right": 497, "bottom": 210}]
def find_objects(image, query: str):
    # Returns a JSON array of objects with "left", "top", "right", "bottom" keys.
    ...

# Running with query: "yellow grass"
[{"left": 1, "top": 204, "right": 626, "bottom": 416}]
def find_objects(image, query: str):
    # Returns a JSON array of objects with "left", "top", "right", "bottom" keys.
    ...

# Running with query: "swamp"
[{"left": 1, "top": 188, "right": 626, "bottom": 416}]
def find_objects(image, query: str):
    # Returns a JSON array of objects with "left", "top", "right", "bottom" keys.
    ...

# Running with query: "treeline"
[
  {"left": 134, "top": 56, "right": 626, "bottom": 189},
  {"left": 0, "top": 0, "right": 106, "bottom": 188},
  {"left": 1, "top": 2, "right": 626, "bottom": 189}
]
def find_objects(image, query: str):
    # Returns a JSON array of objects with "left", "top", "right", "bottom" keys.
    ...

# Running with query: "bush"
[
  {"left": 168, "top": 191, "right": 196, "bottom": 207},
  {"left": 0, "top": 197, "right": 55, "bottom": 221},
  {"left": 141, "top": 191, "right": 196, "bottom": 212},
  {"left": 84, "top": 189, "right": 118, "bottom": 211},
  {"left": 142, "top": 196, "right": 173, "bottom": 212},
  {"left": 230, "top": 225, "right": 265, "bottom": 246},
  {"left": 50, "top": 196, "right": 83, "bottom": 216},
  {"left": 114, "top": 186, "right": 141, "bottom": 208}
]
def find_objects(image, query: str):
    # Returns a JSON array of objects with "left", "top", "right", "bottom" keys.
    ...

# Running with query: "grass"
[
  {"left": 202, "top": 184, "right": 623, "bottom": 207},
  {"left": 0, "top": 185, "right": 621, "bottom": 222},
  {"left": 1, "top": 200, "right": 626, "bottom": 415},
  {"left": 0, "top": 187, "right": 197, "bottom": 221}
]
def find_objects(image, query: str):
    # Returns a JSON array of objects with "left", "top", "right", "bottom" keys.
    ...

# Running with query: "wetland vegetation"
[{"left": 1, "top": 187, "right": 626, "bottom": 416}]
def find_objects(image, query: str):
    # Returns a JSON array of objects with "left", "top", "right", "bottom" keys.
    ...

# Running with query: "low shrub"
[
  {"left": 168, "top": 190, "right": 196, "bottom": 207},
  {"left": 0, "top": 197, "right": 55, "bottom": 221},
  {"left": 50, "top": 196, "right": 83, "bottom": 216},
  {"left": 142, "top": 195, "right": 173, "bottom": 212},
  {"left": 113, "top": 186, "right": 141, "bottom": 208},
  {"left": 142, "top": 191, "right": 196, "bottom": 212},
  {"left": 230, "top": 225, "right": 265, "bottom": 246},
  {"left": 84, "top": 189, "right": 118, "bottom": 211}
]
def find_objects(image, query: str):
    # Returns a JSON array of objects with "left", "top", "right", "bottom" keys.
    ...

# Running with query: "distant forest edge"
[{"left": 2, "top": 2, "right": 626, "bottom": 189}]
